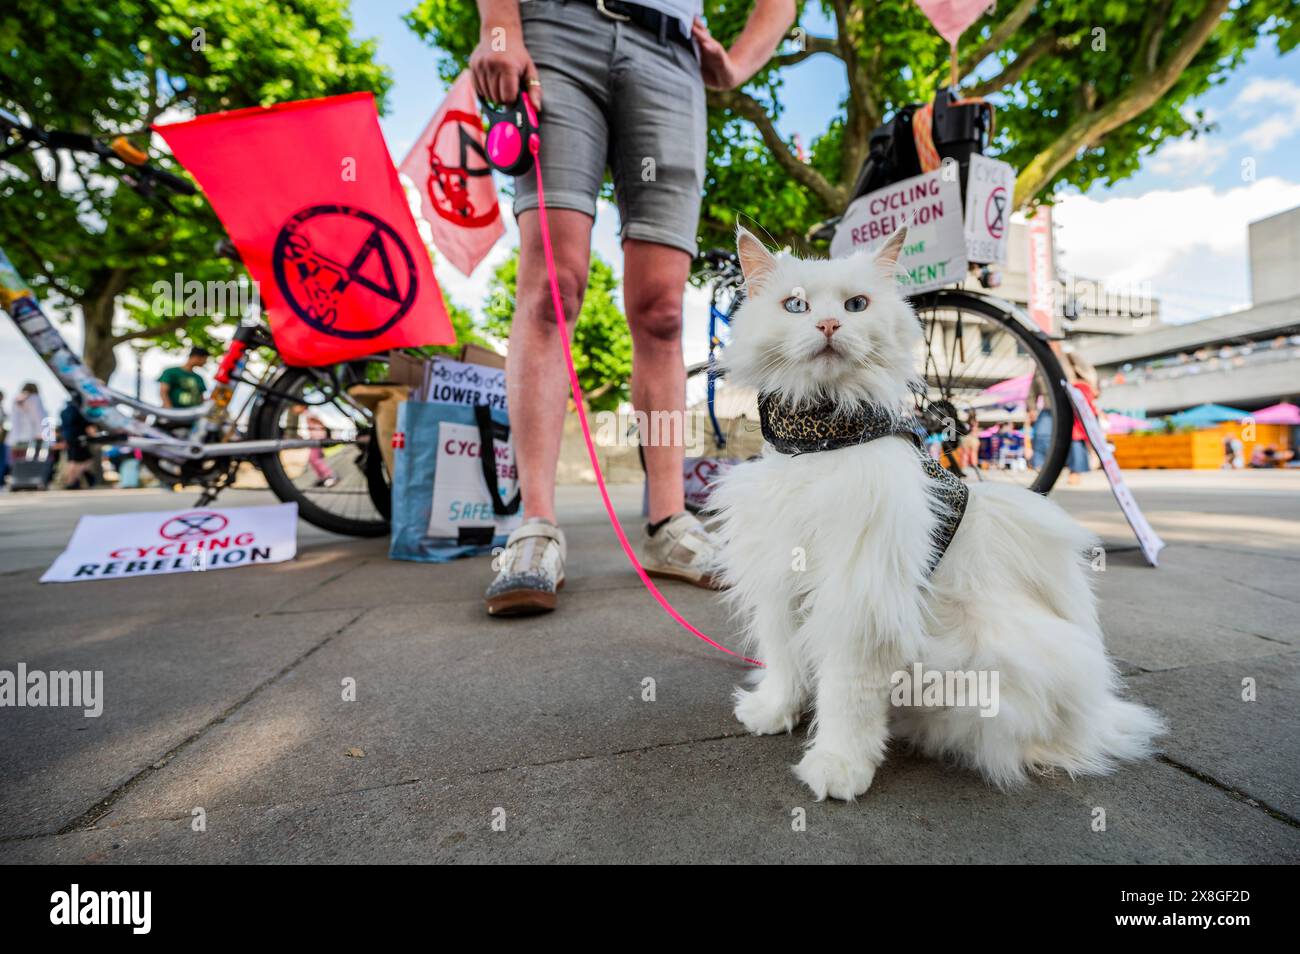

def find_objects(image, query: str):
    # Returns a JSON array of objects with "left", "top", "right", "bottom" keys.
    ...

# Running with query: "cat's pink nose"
[{"left": 816, "top": 319, "right": 841, "bottom": 338}]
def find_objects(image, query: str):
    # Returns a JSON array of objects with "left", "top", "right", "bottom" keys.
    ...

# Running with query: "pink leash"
[{"left": 525, "top": 131, "right": 763, "bottom": 668}]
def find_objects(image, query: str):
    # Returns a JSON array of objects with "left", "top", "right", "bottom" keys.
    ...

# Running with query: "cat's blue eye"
[
  {"left": 783, "top": 296, "right": 809, "bottom": 314},
  {"left": 844, "top": 295, "right": 869, "bottom": 313}
]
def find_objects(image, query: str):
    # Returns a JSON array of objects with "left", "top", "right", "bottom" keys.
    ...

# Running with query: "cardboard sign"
[
  {"left": 641, "top": 456, "right": 738, "bottom": 515},
  {"left": 830, "top": 168, "right": 968, "bottom": 293},
  {"left": 422, "top": 357, "right": 507, "bottom": 412},
  {"left": 41, "top": 504, "right": 298, "bottom": 583},
  {"left": 1067, "top": 385, "right": 1165, "bottom": 567},
  {"left": 963, "top": 154, "right": 1015, "bottom": 264},
  {"left": 427, "top": 420, "right": 521, "bottom": 538},
  {"left": 683, "top": 456, "right": 737, "bottom": 511}
]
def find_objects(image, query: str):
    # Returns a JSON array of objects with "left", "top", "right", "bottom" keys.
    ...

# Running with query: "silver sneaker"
[
  {"left": 641, "top": 511, "right": 721, "bottom": 589},
  {"left": 485, "top": 518, "right": 567, "bottom": 616}
]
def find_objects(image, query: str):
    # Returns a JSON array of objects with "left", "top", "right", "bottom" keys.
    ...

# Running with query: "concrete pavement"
[{"left": 0, "top": 470, "right": 1297, "bottom": 863}]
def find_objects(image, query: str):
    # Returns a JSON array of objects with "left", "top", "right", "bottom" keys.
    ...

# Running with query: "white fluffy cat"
[{"left": 711, "top": 226, "right": 1164, "bottom": 801}]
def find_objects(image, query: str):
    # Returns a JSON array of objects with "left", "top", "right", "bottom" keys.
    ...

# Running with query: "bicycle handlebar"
[{"left": 0, "top": 110, "right": 195, "bottom": 197}]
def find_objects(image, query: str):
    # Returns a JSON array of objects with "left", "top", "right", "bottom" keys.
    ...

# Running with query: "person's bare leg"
[
  {"left": 622, "top": 239, "right": 689, "bottom": 523},
  {"left": 508, "top": 208, "right": 594, "bottom": 523}
]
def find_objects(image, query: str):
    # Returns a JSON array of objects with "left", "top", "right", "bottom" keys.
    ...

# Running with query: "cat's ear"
[
  {"left": 736, "top": 226, "right": 777, "bottom": 292},
  {"left": 873, "top": 226, "right": 908, "bottom": 275}
]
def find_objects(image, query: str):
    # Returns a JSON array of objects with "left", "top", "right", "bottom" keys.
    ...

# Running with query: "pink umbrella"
[
  {"left": 1251, "top": 402, "right": 1300, "bottom": 425},
  {"left": 975, "top": 372, "right": 1032, "bottom": 405}
]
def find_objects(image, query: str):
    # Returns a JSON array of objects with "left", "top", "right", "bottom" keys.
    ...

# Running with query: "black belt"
[{"left": 578, "top": 0, "right": 694, "bottom": 52}]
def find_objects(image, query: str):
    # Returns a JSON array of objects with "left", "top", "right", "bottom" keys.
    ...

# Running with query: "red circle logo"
[
  {"left": 426, "top": 109, "right": 500, "bottom": 229},
  {"left": 984, "top": 187, "right": 1008, "bottom": 239},
  {"left": 159, "top": 511, "right": 229, "bottom": 540}
]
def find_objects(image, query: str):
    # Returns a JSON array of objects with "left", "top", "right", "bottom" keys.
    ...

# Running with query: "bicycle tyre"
[
  {"left": 251, "top": 365, "right": 391, "bottom": 538},
  {"left": 909, "top": 288, "right": 1072, "bottom": 494}
]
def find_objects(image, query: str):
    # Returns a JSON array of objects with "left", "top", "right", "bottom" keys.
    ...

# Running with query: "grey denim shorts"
[{"left": 513, "top": 0, "right": 707, "bottom": 256}]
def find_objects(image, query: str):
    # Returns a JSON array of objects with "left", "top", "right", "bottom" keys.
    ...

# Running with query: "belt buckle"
[{"left": 596, "top": 0, "right": 631, "bottom": 21}]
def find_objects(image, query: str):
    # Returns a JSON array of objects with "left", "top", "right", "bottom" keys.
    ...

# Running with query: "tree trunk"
[{"left": 79, "top": 295, "right": 120, "bottom": 382}]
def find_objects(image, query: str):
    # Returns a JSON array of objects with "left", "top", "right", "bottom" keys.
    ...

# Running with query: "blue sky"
[{"left": 4, "top": 1, "right": 1298, "bottom": 401}]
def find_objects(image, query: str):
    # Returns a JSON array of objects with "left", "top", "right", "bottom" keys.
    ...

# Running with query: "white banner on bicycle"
[
  {"left": 963, "top": 154, "right": 1016, "bottom": 265},
  {"left": 40, "top": 503, "right": 298, "bottom": 583},
  {"left": 830, "top": 168, "right": 967, "bottom": 294}
]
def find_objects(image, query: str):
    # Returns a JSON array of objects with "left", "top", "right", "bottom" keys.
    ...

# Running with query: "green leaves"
[
  {"left": 482, "top": 248, "right": 632, "bottom": 412},
  {"left": 0, "top": 0, "right": 392, "bottom": 376}
]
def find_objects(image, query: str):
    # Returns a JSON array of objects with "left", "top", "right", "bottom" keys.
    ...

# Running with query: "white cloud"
[
  {"left": 1053, "top": 176, "right": 1300, "bottom": 321},
  {"left": 1241, "top": 116, "right": 1297, "bottom": 152},
  {"left": 1054, "top": 176, "right": 1300, "bottom": 285},
  {"left": 1234, "top": 77, "right": 1300, "bottom": 152},
  {"left": 1148, "top": 135, "right": 1228, "bottom": 176}
]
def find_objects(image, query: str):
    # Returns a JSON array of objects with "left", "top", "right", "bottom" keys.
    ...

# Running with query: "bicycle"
[
  {"left": 0, "top": 109, "right": 393, "bottom": 535},
  {"left": 689, "top": 247, "right": 1073, "bottom": 495}
]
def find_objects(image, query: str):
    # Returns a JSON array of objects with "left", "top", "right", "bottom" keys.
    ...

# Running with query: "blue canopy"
[{"left": 1167, "top": 403, "right": 1250, "bottom": 427}]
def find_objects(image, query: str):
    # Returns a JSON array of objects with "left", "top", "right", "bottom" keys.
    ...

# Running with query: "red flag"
[
  {"left": 400, "top": 72, "right": 504, "bottom": 276},
  {"left": 155, "top": 93, "right": 454, "bottom": 366}
]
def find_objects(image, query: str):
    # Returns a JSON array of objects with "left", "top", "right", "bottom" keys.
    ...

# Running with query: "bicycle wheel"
[
  {"left": 251, "top": 359, "right": 391, "bottom": 537},
  {"left": 910, "top": 289, "right": 1071, "bottom": 494}
]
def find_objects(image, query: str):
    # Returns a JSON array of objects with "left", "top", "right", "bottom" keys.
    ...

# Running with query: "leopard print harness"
[{"left": 757, "top": 392, "right": 969, "bottom": 575}]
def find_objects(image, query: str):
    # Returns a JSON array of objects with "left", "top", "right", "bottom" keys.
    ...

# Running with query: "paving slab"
[
  {"left": 88, "top": 584, "right": 747, "bottom": 822},
  {"left": 1130, "top": 651, "right": 1300, "bottom": 818},
  {"left": 1, "top": 735, "right": 1295, "bottom": 864},
  {"left": 0, "top": 607, "right": 361, "bottom": 839},
  {"left": 1, "top": 471, "right": 1297, "bottom": 863}
]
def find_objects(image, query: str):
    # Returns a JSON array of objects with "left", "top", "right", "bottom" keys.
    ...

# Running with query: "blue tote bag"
[{"left": 389, "top": 401, "right": 522, "bottom": 563}]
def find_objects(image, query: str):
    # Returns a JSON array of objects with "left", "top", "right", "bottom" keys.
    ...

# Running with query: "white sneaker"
[
  {"left": 485, "top": 518, "right": 567, "bottom": 616},
  {"left": 641, "top": 511, "right": 721, "bottom": 589}
]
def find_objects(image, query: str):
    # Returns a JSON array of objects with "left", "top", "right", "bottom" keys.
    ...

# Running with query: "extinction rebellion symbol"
[
  {"left": 159, "top": 511, "right": 229, "bottom": 541},
  {"left": 272, "top": 204, "right": 419, "bottom": 339},
  {"left": 427, "top": 110, "right": 499, "bottom": 228},
  {"left": 984, "top": 186, "right": 1008, "bottom": 240}
]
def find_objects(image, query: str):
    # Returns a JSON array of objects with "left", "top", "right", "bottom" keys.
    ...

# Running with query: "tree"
[
  {"left": 0, "top": 0, "right": 392, "bottom": 378},
  {"left": 482, "top": 248, "right": 632, "bottom": 412},
  {"left": 406, "top": 0, "right": 1296, "bottom": 250},
  {"left": 415, "top": 298, "right": 490, "bottom": 359}
]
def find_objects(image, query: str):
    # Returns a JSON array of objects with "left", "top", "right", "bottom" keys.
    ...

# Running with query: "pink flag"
[
  {"left": 914, "top": 0, "right": 989, "bottom": 45},
  {"left": 400, "top": 72, "right": 504, "bottom": 276}
]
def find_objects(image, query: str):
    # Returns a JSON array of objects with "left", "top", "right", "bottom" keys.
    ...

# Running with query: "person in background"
[
  {"left": 958, "top": 412, "right": 981, "bottom": 472},
  {"left": 1250, "top": 444, "right": 1294, "bottom": 468},
  {"left": 1223, "top": 433, "right": 1245, "bottom": 470},
  {"left": 57, "top": 396, "right": 98, "bottom": 489},
  {"left": 0, "top": 389, "right": 8, "bottom": 488},
  {"left": 293, "top": 403, "right": 338, "bottom": 488},
  {"left": 9, "top": 382, "right": 47, "bottom": 456},
  {"left": 1027, "top": 373, "right": 1052, "bottom": 472},
  {"left": 108, "top": 445, "right": 143, "bottom": 488},
  {"left": 1064, "top": 351, "right": 1103, "bottom": 486},
  {"left": 159, "top": 347, "right": 210, "bottom": 408}
]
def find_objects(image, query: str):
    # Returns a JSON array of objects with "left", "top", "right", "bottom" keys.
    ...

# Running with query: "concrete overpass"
[{"left": 1079, "top": 295, "right": 1300, "bottom": 415}]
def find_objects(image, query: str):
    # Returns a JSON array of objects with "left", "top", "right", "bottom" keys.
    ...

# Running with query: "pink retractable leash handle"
[{"left": 485, "top": 90, "right": 762, "bottom": 668}]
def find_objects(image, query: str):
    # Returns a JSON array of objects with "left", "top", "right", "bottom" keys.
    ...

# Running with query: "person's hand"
[
  {"left": 693, "top": 17, "right": 741, "bottom": 90},
  {"left": 470, "top": 24, "right": 542, "bottom": 111}
]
